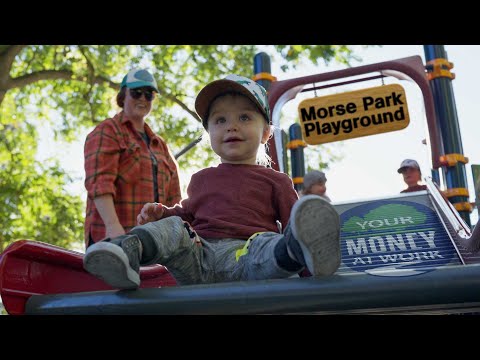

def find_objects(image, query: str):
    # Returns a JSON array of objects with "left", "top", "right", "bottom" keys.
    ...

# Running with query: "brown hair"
[{"left": 116, "top": 87, "right": 127, "bottom": 108}]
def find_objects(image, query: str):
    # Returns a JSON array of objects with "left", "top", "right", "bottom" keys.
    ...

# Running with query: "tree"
[
  {"left": 0, "top": 45, "right": 362, "bottom": 250},
  {"left": 0, "top": 120, "right": 84, "bottom": 252}
]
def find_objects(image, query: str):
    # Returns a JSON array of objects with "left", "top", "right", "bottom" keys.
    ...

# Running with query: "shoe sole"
[
  {"left": 84, "top": 242, "right": 140, "bottom": 289},
  {"left": 290, "top": 195, "right": 341, "bottom": 276}
]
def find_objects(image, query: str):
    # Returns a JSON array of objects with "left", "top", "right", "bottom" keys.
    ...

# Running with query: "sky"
[{"left": 37, "top": 45, "right": 480, "bottom": 225}]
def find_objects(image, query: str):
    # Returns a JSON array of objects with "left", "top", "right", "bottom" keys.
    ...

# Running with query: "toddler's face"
[{"left": 207, "top": 94, "right": 269, "bottom": 165}]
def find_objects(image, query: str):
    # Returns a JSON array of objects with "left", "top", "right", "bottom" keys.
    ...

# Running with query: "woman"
[{"left": 84, "top": 68, "right": 181, "bottom": 248}]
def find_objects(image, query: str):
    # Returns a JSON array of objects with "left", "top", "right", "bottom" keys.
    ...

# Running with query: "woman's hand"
[
  {"left": 105, "top": 223, "right": 126, "bottom": 239},
  {"left": 137, "top": 202, "right": 164, "bottom": 225}
]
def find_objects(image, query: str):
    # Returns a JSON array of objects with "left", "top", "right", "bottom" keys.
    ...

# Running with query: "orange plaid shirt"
[{"left": 84, "top": 112, "right": 181, "bottom": 245}]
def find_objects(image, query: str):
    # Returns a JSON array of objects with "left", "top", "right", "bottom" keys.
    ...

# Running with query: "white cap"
[{"left": 397, "top": 159, "right": 420, "bottom": 173}]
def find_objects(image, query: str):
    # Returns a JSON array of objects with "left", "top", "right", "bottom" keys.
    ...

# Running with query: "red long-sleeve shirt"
[
  {"left": 84, "top": 112, "right": 181, "bottom": 245},
  {"left": 401, "top": 184, "right": 427, "bottom": 193},
  {"left": 162, "top": 163, "right": 298, "bottom": 239}
]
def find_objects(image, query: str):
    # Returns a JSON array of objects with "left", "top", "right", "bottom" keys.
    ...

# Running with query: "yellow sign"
[{"left": 298, "top": 84, "right": 410, "bottom": 145}]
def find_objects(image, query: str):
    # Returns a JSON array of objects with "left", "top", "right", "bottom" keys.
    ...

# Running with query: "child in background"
[
  {"left": 302, "top": 170, "right": 331, "bottom": 202},
  {"left": 83, "top": 74, "right": 341, "bottom": 289},
  {"left": 397, "top": 159, "right": 427, "bottom": 193}
]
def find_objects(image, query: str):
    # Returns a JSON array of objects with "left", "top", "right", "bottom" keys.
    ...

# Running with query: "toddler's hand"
[{"left": 137, "top": 202, "right": 164, "bottom": 225}]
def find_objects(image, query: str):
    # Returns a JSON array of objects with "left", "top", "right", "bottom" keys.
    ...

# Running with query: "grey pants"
[{"left": 133, "top": 216, "right": 297, "bottom": 285}]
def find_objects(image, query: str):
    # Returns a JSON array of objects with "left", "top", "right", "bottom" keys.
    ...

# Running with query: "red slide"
[{"left": 0, "top": 240, "right": 177, "bottom": 315}]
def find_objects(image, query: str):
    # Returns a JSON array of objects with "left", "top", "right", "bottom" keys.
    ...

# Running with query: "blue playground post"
[
  {"left": 424, "top": 45, "right": 471, "bottom": 226},
  {"left": 253, "top": 52, "right": 285, "bottom": 170},
  {"left": 288, "top": 123, "right": 307, "bottom": 192},
  {"left": 253, "top": 52, "right": 274, "bottom": 91}
]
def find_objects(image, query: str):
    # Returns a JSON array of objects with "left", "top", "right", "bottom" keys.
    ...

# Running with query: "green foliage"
[
  {"left": 274, "top": 45, "right": 360, "bottom": 71},
  {"left": 0, "top": 45, "right": 364, "bottom": 250},
  {"left": 0, "top": 115, "right": 84, "bottom": 252}
]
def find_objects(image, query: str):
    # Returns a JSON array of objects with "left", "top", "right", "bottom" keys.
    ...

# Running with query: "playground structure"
[
  {"left": 254, "top": 46, "right": 473, "bottom": 227},
  {"left": 1, "top": 45, "right": 480, "bottom": 314}
]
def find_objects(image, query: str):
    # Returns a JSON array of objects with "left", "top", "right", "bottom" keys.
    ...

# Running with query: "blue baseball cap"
[{"left": 121, "top": 68, "right": 159, "bottom": 93}]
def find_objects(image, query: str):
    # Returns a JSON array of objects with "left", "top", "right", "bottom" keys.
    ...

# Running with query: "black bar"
[
  {"left": 26, "top": 264, "right": 480, "bottom": 315},
  {"left": 174, "top": 135, "right": 203, "bottom": 159},
  {"left": 301, "top": 74, "right": 386, "bottom": 93}
]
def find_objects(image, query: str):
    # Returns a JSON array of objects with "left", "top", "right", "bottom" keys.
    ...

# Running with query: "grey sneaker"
[
  {"left": 83, "top": 234, "right": 142, "bottom": 289},
  {"left": 285, "top": 194, "right": 341, "bottom": 276}
]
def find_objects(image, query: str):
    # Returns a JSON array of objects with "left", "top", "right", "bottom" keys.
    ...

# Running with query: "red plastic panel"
[{"left": 0, "top": 240, "right": 177, "bottom": 315}]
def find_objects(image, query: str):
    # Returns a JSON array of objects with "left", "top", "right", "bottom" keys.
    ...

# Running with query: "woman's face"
[{"left": 123, "top": 87, "right": 155, "bottom": 119}]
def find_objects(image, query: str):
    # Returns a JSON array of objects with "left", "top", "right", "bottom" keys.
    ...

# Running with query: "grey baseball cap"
[
  {"left": 303, "top": 170, "right": 327, "bottom": 188},
  {"left": 397, "top": 159, "right": 420, "bottom": 173}
]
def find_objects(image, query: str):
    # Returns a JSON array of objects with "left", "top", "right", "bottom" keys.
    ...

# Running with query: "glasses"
[{"left": 129, "top": 88, "right": 155, "bottom": 101}]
